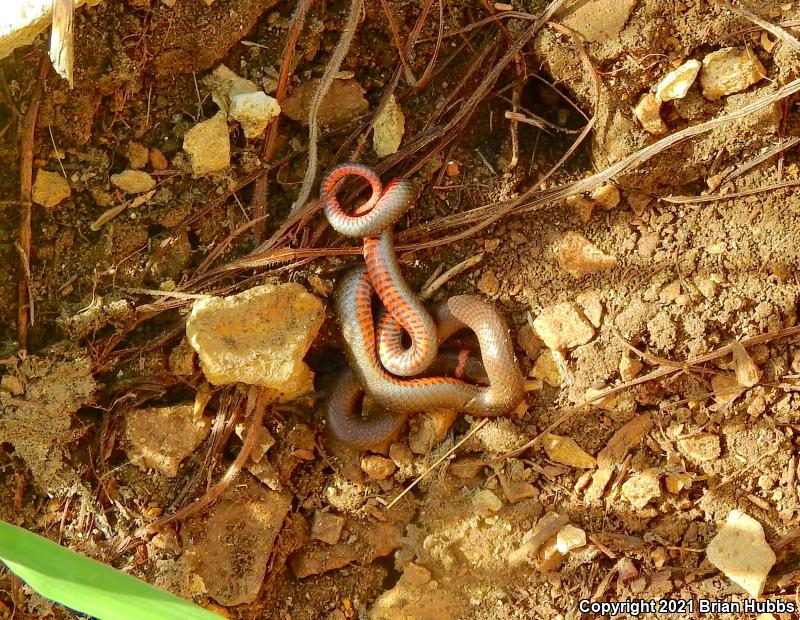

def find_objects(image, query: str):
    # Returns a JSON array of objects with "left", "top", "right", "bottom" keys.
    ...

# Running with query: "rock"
[
  {"left": 701, "top": 47, "right": 766, "bottom": 101},
  {"left": 706, "top": 510, "right": 776, "bottom": 597},
  {"left": 168, "top": 338, "right": 195, "bottom": 376},
  {"left": 204, "top": 64, "right": 261, "bottom": 112},
  {"left": 531, "top": 351, "right": 561, "bottom": 386},
  {"left": 590, "top": 183, "right": 620, "bottom": 210},
  {"left": 234, "top": 422, "right": 274, "bottom": 463},
  {"left": 711, "top": 374, "right": 745, "bottom": 404},
  {"left": 556, "top": 231, "right": 618, "bottom": 277},
  {"left": 577, "top": 290, "right": 603, "bottom": 327},
  {"left": 501, "top": 479, "right": 538, "bottom": 503},
  {"left": 185, "top": 474, "right": 291, "bottom": 605},
  {"left": 369, "top": 562, "right": 462, "bottom": 620},
  {"left": 665, "top": 474, "right": 689, "bottom": 494},
  {"left": 656, "top": 59, "right": 701, "bottom": 102},
  {"left": 732, "top": 342, "right": 761, "bottom": 388},
  {"left": 634, "top": 92, "right": 666, "bottom": 134},
  {"left": 310, "top": 510, "right": 345, "bottom": 545},
  {"left": 290, "top": 521, "right": 402, "bottom": 578},
  {"left": 0, "top": 375, "right": 24, "bottom": 396},
  {"left": 619, "top": 354, "right": 643, "bottom": 381},
  {"left": 556, "top": 524, "right": 586, "bottom": 553},
  {"left": 597, "top": 414, "right": 653, "bottom": 468},
  {"left": 473, "top": 489, "right": 503, "bottom": 513},
  {"left": 585, "top": 466, "right": 613, "bottom": 502},
  {"left": 123, "top": 405, "right": 211, "bottom": 477},
  {"left": 388, "top": 443, "right": 413, "bottom": 468},
  {"left": 537, "top": 536, "right": 564, "bottom": 572},
  {"left": 678, "top": 433, "right": 721, "bottom": 462},
  {"left": 32, "top": 170, "right": 71, "bottom": 209},
  {"left": 183, "top": 112, "right": 231, "bottom": 177},
  {"left": 282, "top": 78, "right": 368, "bottom": 127},
  {"left": 186, "top": 283, "right": 324, "bottom": 400},
  {"left": 149, "top": 147, "right": 169, "bottom": 170},
  {"left": 584, "top": 387, "right": 618, "bottom": 411},
  {"left": 543, "top": 434, "right": 596, "bottom": 469},
  {"left": 477, "top": 270, "right": 500, "bottom": 296},
  {"left": 566, "top": 194, "right": 595, "bottom": 223},
  {"left": 560, "top": 0, "right": 637, "bottom": 44},
  {"left": 620, "top": 468, "right": 661, "bottom": 509},
  {"left": 408, "top": 409, "right": 457, "bottom": 454},
  {"left": 533, "top": 302, "right": 595, "bottom": 351},
  {"left": 361, "top": 454, "right": 397, "bottom": 481},
  {"left": 373, "top": 94, "right": 405, "bottom": 157},
  {"left": 125, "top": 142, "right": 149, "bottom": 169},
  {"left": 449, "top": 456, "right": 485, "bottom": 480},
  {"left": 517, "top": 325, "right": 544, "bottom": 360},
  {"left": 230, "top": 91, "right": 281, "bottom": 139},
  {"left": 110, "top": 169, "right": 156, "bottom": 194}
]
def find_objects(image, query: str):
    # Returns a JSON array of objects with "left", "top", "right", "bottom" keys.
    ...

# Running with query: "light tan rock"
[
  {"left": 590, "top": 183, "right": 620, "bottom": 210},
  {"left": 732, "top": 342, "right": 761, "bottom": 388},
  {"left": 123, "top": 405, "right": 211, "bottom": 477},
  {"left": 634, "top": 92, "right": 666, "bottom": 134},
  {"left": 543, "top": 434, "right": 596, "bottom": 469},
  {"left": 531, "top": 351, "right": 561, "bottom": 386},
  {"left": 656, "top": 59, "right": 701, "bottom": 102},
  {"left": 477, "top": 270, "right": 500, "bottom": 296},
  {"left": 186, "top": 283, "right": 324, "bottom": 400},
  {"left": 585, "top": 466, "right": 613, "bottom": 502},
  {"left": 620, "top": 354, "right": 643, "bottom": 381},
  {"left": 110, "top": 169, "right": 156, "bottom": 194},
  {"left": 585, "top": 386, "right": 618, "bottom": 411},
  {"left": 32, "top": 170, "right": 70, "bottom": 209},
  {"left": 711, "top": 374, "right": 745, "bottom": 404},
  {"left": 700, "top": 47, "right": 766, "bottom": 101},
  {"left": 183, "top": 112, "right": 231, "bottom": 176},
  {"left": 361, "top": 454, "right": 397, "bottom": 481},
  {"left": 149, "top": 148, "right": 169, "bottom": 170},
  {"left": 373, "top": 94, "right": 405, "bottom": 157},
  {"left": 204, "top": 64, "right": 261, "bottom": 112},
  {"left": 706, "top": 510, "right": 776, "bottom": 597},
  {"left": 576, "top": 289, "right": 603, "bottom": 327},
  {"left": 533, "top": 302, "right": 595, "bottom": 350},
  {"left": 473, "top": 489, "right": 503, "bottom": 513},
  {"left": 311, "top": 510, "right": 345, "bottom": 545},
  {"left": 556, "top": 524, "right": 587, "bottom": 553},
  {"left": 125, "top": 142, "right": 149, "bottom": 169},
  {"left": 678, "top": 433, "right": 721, "bottom": 462},
  {"left": 620, "top": 468, "right": 661, "bottom": 509},
  {"left": 556, "top": 231, "right": 618, "bottom": 278},
  {"left": 230, "top": 91, "right": 281, "bottom": 139}
]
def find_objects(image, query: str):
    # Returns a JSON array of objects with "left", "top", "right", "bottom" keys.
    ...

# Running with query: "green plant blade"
[{"left": 0, "top": 520, "right": 221, "bottom": 620}]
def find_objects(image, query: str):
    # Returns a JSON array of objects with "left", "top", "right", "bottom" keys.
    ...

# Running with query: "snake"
[{"left": 321, "top": 163, "right": 525, "bottom": 450}]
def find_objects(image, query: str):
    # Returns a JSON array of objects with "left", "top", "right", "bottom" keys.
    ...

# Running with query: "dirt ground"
[{"left": 3, "top": 0, "right": 800, "bottom": 618}]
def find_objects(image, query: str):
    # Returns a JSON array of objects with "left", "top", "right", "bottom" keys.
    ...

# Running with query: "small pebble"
[
  {"left": 361, "top": 454, "right": 397, "bottom": 480},
  {"left": 556, "top": 231, "right": 618, "bottom": 278},
  {"left": 32, "top": 170, "right": 71, "bottom": 209},
  {"left": 472, "top": 489, "right": 503, "bottom": 513},
  {"left": 110, "top": 170, "right": 156, "bottom": 194},
  {"left": 700, "top": 47, "right": 766, "bottom": 100}
]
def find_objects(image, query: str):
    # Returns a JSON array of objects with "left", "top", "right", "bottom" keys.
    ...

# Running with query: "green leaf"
[{"left": 0, "top": 520, "right": 220, "bottom": 620}]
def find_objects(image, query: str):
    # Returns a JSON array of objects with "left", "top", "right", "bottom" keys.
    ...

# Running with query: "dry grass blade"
[
  {"left": 719, "top": 136, "right": 800, "bottom": 185},
  {"left": 661, "top": 179, "right": 800, "bottom": 204}
]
